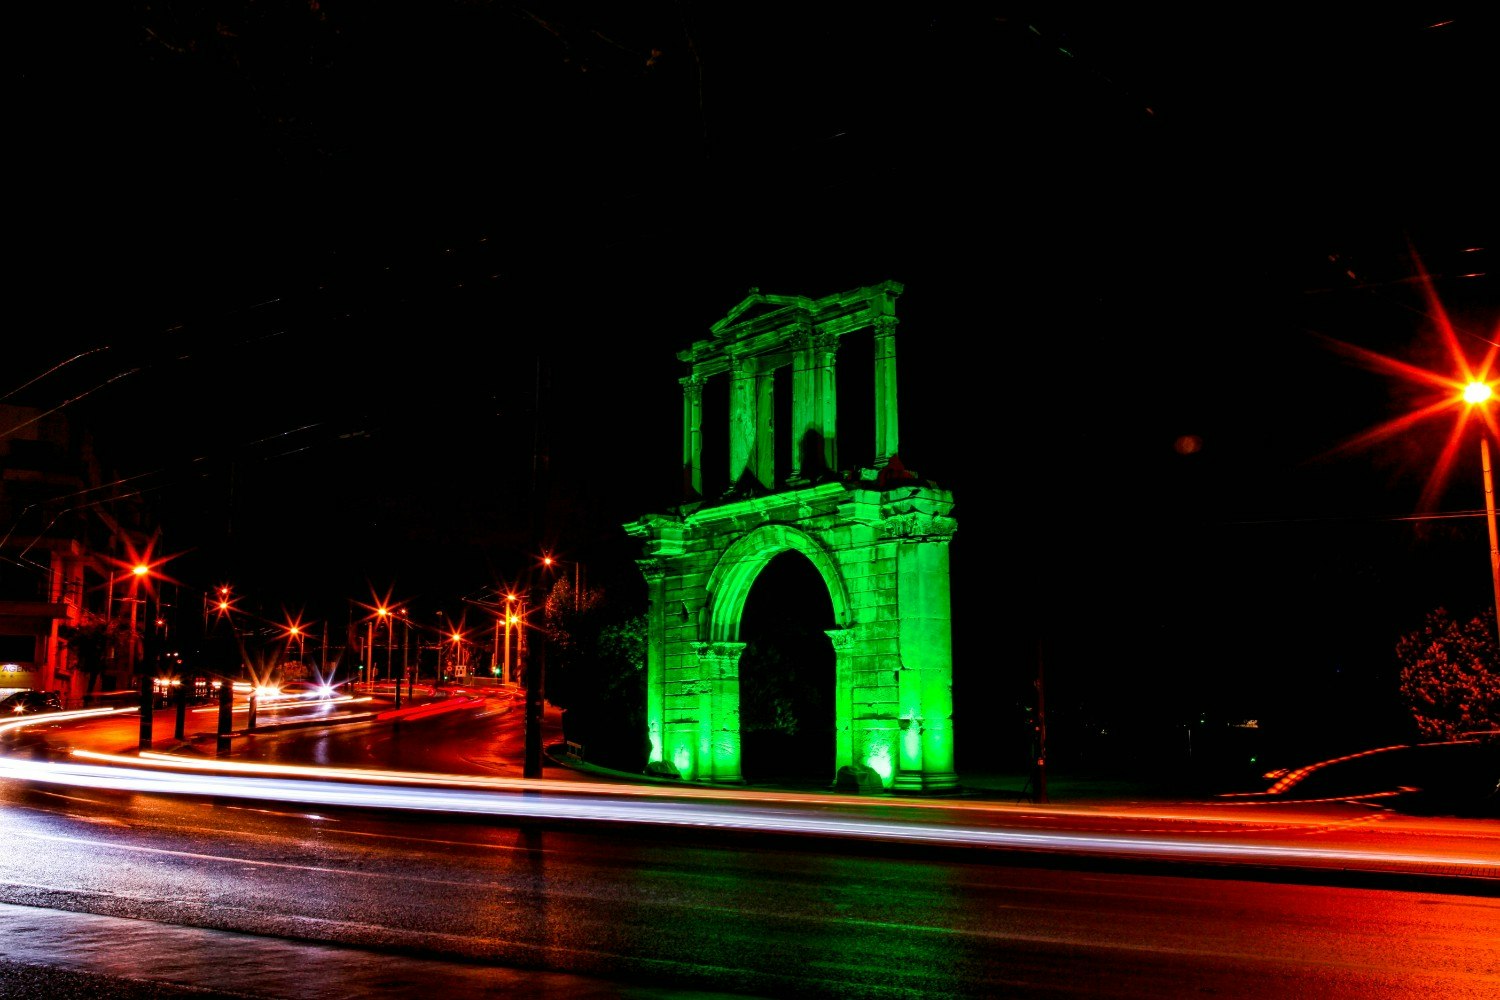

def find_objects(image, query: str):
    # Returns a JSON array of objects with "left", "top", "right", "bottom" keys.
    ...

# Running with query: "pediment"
[{"left": 710, "top": 288, "right": 810, "bottom": 337}]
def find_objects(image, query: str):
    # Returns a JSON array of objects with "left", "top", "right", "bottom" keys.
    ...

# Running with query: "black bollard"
[
  {"left": 247, "top": 693, "right": 257, "bottom": 730},
  {"left": 174, "top": 676, "right": 188, "bottom": 741},
  {"left": 523, "top": 641, "right": 545, "bottom": 778},
  {"left": 216, "top": 679, "right": 234, "bottom": 755},
  {"left": 138, "top": 674, "right": 153, "bottom": 748}
]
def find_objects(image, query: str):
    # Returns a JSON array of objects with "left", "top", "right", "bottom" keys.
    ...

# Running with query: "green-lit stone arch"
[
  {"left": 704, "top": 524, "right": 851, "bottom": 642},
  {"left": 625, "top": 281, "right": 959, "bottom": 794}
]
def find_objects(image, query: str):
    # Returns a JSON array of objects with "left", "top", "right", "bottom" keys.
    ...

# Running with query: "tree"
[
  {"left": 58, "top": 610, "right": 134, "bottom": 700},
  {"left": 541, "top": 575, "right": 648, "bottom": 772},
  {"left": 1395, "top": 607, "right": 1500, "bottom": 739}
]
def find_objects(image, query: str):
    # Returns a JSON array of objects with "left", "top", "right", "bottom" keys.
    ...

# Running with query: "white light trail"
[
  {"left": 0, "top": 753, "right": 1496, "bottom": 875},
  {"left": 0, "top": 707, "right": 131, "bottom": 735}
]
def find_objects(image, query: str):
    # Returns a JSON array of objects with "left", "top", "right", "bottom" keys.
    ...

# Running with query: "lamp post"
[
  {"left": 451, "top": 629, "right": 466, "bottom": 677},
  {"left": 286, "top": 623, "right": 306, "bottom": 666},
  {"left": 542, "top": 554, "right": 583, "bottom": 611},
  {"left": 125, "top": 562, "right": 149, "bottom": 676},
  {"left": 1464, "top": 381, "right": 1500, "bottom": 645},
  {"left": 376, "top": 605, "right": 400, "bottom": 708},
  {"left": 121, "top": 561, "right": 150, "bottom": 747},
  {"left": 400, "top": 609, "right": 411, "bottom": 696},
  {"left": 500, "top": 592, "right": 518, "bottom": 684},
  {"left": 364, "top": 617, "right": 374, "bottom": 693}
]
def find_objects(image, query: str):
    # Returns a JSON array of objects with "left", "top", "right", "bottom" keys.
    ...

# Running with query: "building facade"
[{"left": 0, "top": 403, "right": 156, "bottom": 705}]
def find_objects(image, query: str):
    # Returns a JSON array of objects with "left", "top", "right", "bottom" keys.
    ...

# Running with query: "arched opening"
[{"left": 737, "top": 550, "right": 835, "bottom": 785}]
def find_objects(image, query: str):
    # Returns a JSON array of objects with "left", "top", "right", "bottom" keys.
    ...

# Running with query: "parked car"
[{"left": 1, "top": 690, "right": 64, "bottom": 715}]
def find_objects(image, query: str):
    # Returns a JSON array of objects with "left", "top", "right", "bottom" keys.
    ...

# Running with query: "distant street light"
[
  {"left": 286, "top": 622, "right": 306, "bottom": 665},
  {"left": 499, "top": 592, "right": 519, "bottom": 683},
  {"left": 542, "top": 554, "right": 583, "bottom": 611}
]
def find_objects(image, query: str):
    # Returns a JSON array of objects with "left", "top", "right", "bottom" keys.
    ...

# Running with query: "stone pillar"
[
  {"left": 814, "top": 330, "right": 839, "bottom": 473},
  {"left": 695, "top": 641, "right": 745, "bottom": 784},
  {"left": 641, "top": 560, "right": 668, "bottom": 766},
  {"left": 829, "top": 627, "right": 857, "bottom": 773},
  {"left": 873, "top": 315, "right": 899, "bottom": 467},
  {"left": 681, "top": 375, "right": 704, "bottom": 500},
  {"left": 892, "top": 536, "right": 958, "bottom": 793},
  {"left": 788, "top": 322, "right": 815, "bottom": 485},
  {"left": 755, "top": 367, "right": 775, "bottom": 490},
  {"left": 728, "top": 357, "right": 755, "bottom": 491}
]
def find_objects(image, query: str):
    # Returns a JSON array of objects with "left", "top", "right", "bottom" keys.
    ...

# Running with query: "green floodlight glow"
[{"left": 629, "top": 281, "right": 959, "bottom": 793}]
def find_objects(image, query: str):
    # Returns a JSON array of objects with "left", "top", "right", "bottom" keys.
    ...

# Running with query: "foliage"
[
  {"left": 541, "top": 576, "right": 648, "bottom": 772},
  {"left": 58, "top": 610, "right": 135, "bottom": 694},
  {"left": 1395, "top": 607, "right": 1500, "bottom": 739},
  {"left": 739, "top": 621, "right": 830, "bottom": 736}
]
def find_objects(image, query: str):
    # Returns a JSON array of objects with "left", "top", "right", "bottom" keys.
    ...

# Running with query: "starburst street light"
[
  {"left": 1319, "top": 245, "right": 1500, "bottom": 641},
  {"left": 104, "top": 535, "right": 180, "bottom": 676}
]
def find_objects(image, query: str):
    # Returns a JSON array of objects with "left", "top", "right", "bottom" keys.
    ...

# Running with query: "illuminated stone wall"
[{"left": 626, "top": 282, "right": 958, "bottom": 792}]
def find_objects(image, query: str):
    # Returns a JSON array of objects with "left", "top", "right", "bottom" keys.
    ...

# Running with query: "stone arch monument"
[{"left": 624, "top": 280, "right": 958, "bottom": 792}]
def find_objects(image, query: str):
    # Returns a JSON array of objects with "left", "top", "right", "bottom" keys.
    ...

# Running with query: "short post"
[
  {"left": 216, "top": 679, "right": 234, "bottom": 755},
  {"left": 174, "top": 676, "right": 188, "bottom": 741},
  {"left": 138, "top": 674, "right": 153, "bottom": 748},
  {"left": 247, "top": 693, "right": 257, "bottom": 731},
  {"left": 524, "top": 639, "right": 545, "bottom": 778},
  {"left": 406, "top": 670, "right": 413, "bottom": 701}
]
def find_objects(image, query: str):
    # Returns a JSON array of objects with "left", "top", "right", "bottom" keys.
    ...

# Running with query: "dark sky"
[{"left": 9, "top": 5, "right": 1500, "bottom": 757}]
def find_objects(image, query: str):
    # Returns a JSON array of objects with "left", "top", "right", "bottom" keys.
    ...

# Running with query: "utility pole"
[
  {"left": 524, "top": 354, "right": 550, "bottom": 778},
  {"left": 524, "top": 621, "right": 545, "bottom": 778},
  {"left": 1032, "top": 641, "right": 1048, "bottom": 804}
]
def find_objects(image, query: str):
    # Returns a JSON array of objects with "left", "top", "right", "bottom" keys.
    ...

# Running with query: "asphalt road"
[{"left": 2, "top": 689, "right": 1499, "bottom": 998}]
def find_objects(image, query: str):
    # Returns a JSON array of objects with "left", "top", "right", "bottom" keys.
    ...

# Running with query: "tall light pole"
[
  {"left": 376, "top": 604, "right": 400, "bottom": 707},
  {"left": 127, "top": 562, "right": 149, "bottom": 676},
  {"left": 375, "top": 606, "right": 391, "bottom": 682},
  {"left": 1465, "top": 381, "right": 1500, "bottom": 645},
  {"left": 287, "top": 624, "right": 306, "bottom": 665},
  {"left": 543, "top": 554, "right": 583, "bottom": 611},
  {"left": 503, "top": 593, "right": 517, "bottom": 684}
]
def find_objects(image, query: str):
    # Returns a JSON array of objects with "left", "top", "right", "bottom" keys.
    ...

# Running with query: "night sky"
[{"left": 9, "top": 5, "right": 1500, "bottom": 768}]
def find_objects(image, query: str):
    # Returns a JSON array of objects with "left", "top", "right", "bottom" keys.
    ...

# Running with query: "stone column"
[
  {"left": 728, "top": 356, "right": 755, "bottom": 492},
  {"left": 755, "top": 366, "right": 775, "bottom": 490},
  {"left": 694, "top": 641, "right": 745, "bottom": 783},
  {"left": 640, "top": 560, "right": 668, "bottom": 767},
  {"left": 681, "top": 375, "right": 704, "bottom": 499},
  {"left": 814, "top": 330, "right": 840, "bottom": 474},
  {"left": 892, "top": 535, "right": 958, "bottom": 793},
  {"left": 873, "top": 315, "right": 899, "bottom": 467},
  {"left": 829, "top": 627, "right": 857, "bottom": 773},
  {"left": 788, "top": 319, "right": 815, "bottom": 486}
]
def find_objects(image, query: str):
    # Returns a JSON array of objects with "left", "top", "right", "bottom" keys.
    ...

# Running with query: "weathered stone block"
[{"left": 834, "top": 763, "right": 884, "bottom": 793}]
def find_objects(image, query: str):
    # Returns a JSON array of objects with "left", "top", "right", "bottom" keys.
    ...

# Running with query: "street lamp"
[
  {"left": 286, "top": 623, "right": 306, "bottom": 665},
  {"left": 375, "top": 605, "right": 395, "bottom": 684},
  {"left": 542, "top": 554, "right": 583, "bottom": 611},
  {"left": 494, "top": 592, "right": 521, "bottom": 684},
  {"left": 450, "top": 629, "right": 466, "bottom": 674},
  {"left": 1463, "top": 381, "right": 1500, "bottom": 644},
  {"left": 113, "top": 561, "right": 150, "bottom": 676}
]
